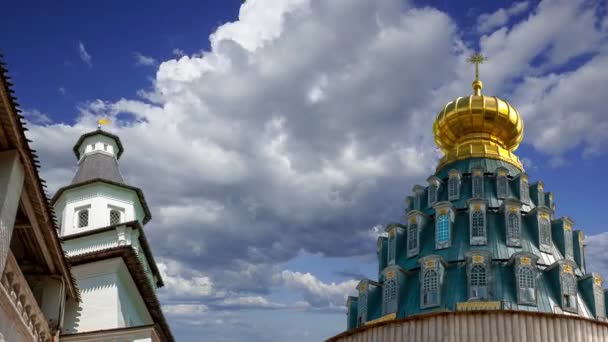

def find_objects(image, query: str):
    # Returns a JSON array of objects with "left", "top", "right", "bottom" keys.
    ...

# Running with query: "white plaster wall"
[
  {"left": 62, "top": 227, "right": 157, "bottom": 288},
  {"left": 0, "top": 291, "right": 31, "bottom": 342},
  {"left": 63, "top": 259, "right": 121, "bottom": 334},
  {"left": 55, "top": 183, "right": 147, "bottom": 237},
  {"left": 62, "top": 257, "right": 154, "bottom": 335},
  {"left": 77, "top": 135, "right": 119, "bottom": 160},
  {"left": 116, "top": 262, "right": 153, "bottom": 327}
]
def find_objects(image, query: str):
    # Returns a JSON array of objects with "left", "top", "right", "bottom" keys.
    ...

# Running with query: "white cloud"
[
  {"left": 281, "top": 270, "right": 358, "bottom": 310},
  {"left": 477, "top": 1, "right": 529, "bottom": 34},
  {"left": 58, "top": 87, "right": 67, "bottom": 95},
  {"left": 78, "top": 41, "right": 92, "bottom": 67},
  {"left": 23, "top": 109, "right": 52, "bottom": 125},
  {"left": 584, "top": 233, "right": 608, "bottom": 276},
  {"left": 218, "top": 296, "right": 285, "bottom": 309},
  {"left": 157, "top": 259, "right": 216, "bottom": 299},
  {"left": 172, "top": 48, "right": 185, "bottom": 57},
  {"left": 134, "top": 52, "right": 156, "bottom": 66}
]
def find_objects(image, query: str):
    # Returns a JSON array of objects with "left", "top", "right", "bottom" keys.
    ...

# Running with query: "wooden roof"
[{"left": 0, "top": 53, "right": 78, "bottom": 300}]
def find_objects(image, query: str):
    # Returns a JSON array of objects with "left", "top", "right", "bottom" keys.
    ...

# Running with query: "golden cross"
[{"left": 467, "top": 53, "right": 487, "bottom": 81}]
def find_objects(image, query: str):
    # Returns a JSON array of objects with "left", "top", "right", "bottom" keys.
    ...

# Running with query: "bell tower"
[
  {"left": 50, "top": 121, "right": 172, "bottom": 340},
  {"left": 53, "top": 127, "right": 151, "bottom": 237}
]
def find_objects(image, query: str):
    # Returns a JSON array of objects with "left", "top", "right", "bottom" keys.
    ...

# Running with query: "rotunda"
[{"left": 327, "top": 55, "right": 608, "bottom": 342}]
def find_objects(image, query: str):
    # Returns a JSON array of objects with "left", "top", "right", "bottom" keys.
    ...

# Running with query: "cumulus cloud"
[
  {"left": 583, "top": 233, "right": 608, "bottom": 276},
  {"left": 281, "top": 270, "right": 358, "bottom": 310},
  {"left": 23, "top": 109, "right": 52, "bottom": 125},
  {"left": 134, "top": 52, "right": 156, "bottom": 66},
  {"left": 477, "top": 1, "right": 529, "bottom": 33},
  {"left": 78, "top": 41, "right": 92, "bottom": 67}
]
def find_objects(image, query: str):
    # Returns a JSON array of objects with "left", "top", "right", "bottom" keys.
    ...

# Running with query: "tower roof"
[
  {"left": 433, "top": 53, "right": 524, "bottom": 171},
  {"left": 71, "top": 152, "right": 125, "bottom": 184},
  {"left": 73, "top": 129, "right": 124, "bottom": 159}
]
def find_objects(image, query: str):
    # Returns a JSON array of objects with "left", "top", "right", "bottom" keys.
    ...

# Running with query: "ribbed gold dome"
[{"left": 433, "top": 61, "right": 524, "bottom": 171}]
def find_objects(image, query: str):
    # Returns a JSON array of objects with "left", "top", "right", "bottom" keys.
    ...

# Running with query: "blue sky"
[{"left": 2, "top": 0, "right": 608, "bottom": 341}]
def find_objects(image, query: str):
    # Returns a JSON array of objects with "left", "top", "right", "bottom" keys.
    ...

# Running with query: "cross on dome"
[{"left": 467, "top": 53, "right": 487, "bottom": 96}]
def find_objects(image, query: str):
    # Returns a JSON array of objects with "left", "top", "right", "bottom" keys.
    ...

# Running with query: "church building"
[
  {"left": 328, "top": 55, "right": 608, "bottom": 341},
  {"left": 0, "top": 54, "right": 173, "bottom": 341},
  {"left": 51, "top": 127, "right": 172, "bottom": 341}
]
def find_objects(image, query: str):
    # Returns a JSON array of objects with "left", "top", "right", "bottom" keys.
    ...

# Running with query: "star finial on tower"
[{"left": 467, "top": 53, "right": 487, "bottom": 95}]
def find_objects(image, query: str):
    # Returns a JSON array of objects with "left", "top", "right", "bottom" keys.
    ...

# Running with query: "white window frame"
[
  {"left": 496, "top": 171, "right": 509, "bottom": 199},
  {"left": 421, "top": 269, "right": 439, "bottom": 308},
  {"left": 505, "top": 207, "right": 521, "bottom": 247},
  {"left": 560, "top": 272, "right": 578, "bottom": 313},
  {"left": 382, "top": 274, "right": 398, "bottom": 315},
  {"left": 428, "top": 184, "right": 438, "bottom": 207},
  {"left": 472, "top": 168, "right": 484, "bottom": 199},
  {"left": 75, "top": 205, "right": 91, "bottom": 229},
  {"left": 517, "top": 265, "right": 536, "bottom": 305},
  {"left": 407, "top": 221, "right": 419, "bottom": 258},
  {"left": 448, "top": 170, "right": 461, "bottom": 201},
  {"left": 520, "top": 176, "right": 530, "bottom": 204},
  {"left": 469, "top": 264, "right": 488, "bottom": 300},
  {"left": 469, "top": 202, "right": 487, "bottom": 245},
  {"left": 538, "top": 213, "right": 552, "bottom": 253}
]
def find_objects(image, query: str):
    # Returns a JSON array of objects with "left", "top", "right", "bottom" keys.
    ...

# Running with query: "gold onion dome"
[{"left": 433, "top": 53, "right": 524, "bottom": 171}]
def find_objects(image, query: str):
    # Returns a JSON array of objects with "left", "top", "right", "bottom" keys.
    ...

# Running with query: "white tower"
[{"left": 52, "top": 129, "right": 173, "bottom": 341}]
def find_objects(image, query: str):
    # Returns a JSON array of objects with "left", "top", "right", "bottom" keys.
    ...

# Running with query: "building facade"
[
  {"left": 0, "top": 56, "right": 172, "bottom": 341},
  {"left": 0, "top": 56, "right": 79, "bottom": 341},
  {"left": 328, "top": 58, "right": 608, "bottom": 341}
]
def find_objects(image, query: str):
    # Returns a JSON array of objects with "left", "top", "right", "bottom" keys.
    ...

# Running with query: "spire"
[{"left": 467, "top": 53, "right": 487, "bottom": 96}]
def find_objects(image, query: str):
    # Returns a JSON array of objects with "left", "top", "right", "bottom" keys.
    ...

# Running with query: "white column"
[{"left": 0, "top": 150, "right": 24, "bottom": 276}]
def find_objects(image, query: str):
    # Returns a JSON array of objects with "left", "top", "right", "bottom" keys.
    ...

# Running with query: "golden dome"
[{"left": 433, "top": 54, "right": 524, "bottom": 171}]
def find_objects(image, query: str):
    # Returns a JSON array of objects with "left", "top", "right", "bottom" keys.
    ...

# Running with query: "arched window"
[
  {"left": 383, "top": 279, "right": 398, "bottom": 314},
  {"left": 507, "top": 212, "right": 521, "bottom": 243},
  {"left": 448, "top": 174, "right": 460, "bottom": 200},
  {"left": 470, "top": 264, "right": 488, "bottom": 300},
  {"left": 358, "top": 292, "right": 367, "bottom": 324},
  {"left": 594, "top": 287, "right": 605, "bottom": 319},
  {"left": 518, "top": 266, "right": 536, "bottom": 304},
  {"left": 436, "top": 214, "right": 450, "bottom": 248},
  {"left": 110, "top": 209, "right": 121, "bottom": 225},
  {"left": 539, "top": 217, "right": 551, "bottom": 248},
  {"left": 537, "top": 190, "right": 545, "bottom": 207},
  {"left": 561, "top": 273, "right": 577, "bottom": 312},
  {"left": 428, "top": 185, "right": 438, "bottom": 207},
  {"left": 564, "top": 229, "right": 573, "bottom": 259},
  {"left": 472, "top": 175, "right": 484, "bottom": 198},
  {"left": 471, "top": 211, "right": 485, "bottom": 238},
  {"left": 422, "top": 270, "right": 439, "bottom": 307},
  {"left": 407, "top": 223, "right": 418, "bottom": 256},
  {"left": 520, "top": 178, "right": 530, "bottom": 203},
  {"left": 78, "top": 209, "right": 89, "bottom": 228},
  {"left": 497, "top": 176, "right": 508, "bottom": 199}
]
